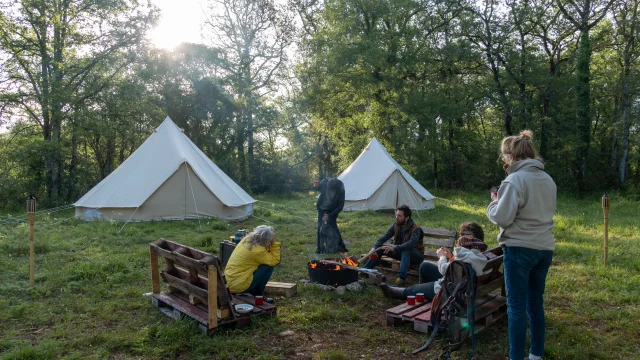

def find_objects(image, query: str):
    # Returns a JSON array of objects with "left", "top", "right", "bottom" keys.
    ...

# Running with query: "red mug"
[
  {"left": 416, "top": 293, "right": 425, "bottom": 303},
  {"left": 255, "top": 296, "right": 264, "bottom": 305},
  {"left": 407, "top": 296, "right": 416, "bottom": 305},
  {"left": 370, "top": 254, "right": 378, "bottom": 261}
]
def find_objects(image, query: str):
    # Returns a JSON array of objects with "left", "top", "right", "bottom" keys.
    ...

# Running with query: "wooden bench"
[
  {"left": 371, "top": 227, "right": 458, "bottom": 279},
  {"left": 149, "top": 238, "right": 276, "bottom": 334},
  {"left": 385, "top": 246, "right": 506, "bottom": 340}
]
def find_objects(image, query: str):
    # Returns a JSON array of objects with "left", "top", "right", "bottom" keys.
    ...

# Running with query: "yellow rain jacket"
[{"left": 224, "top": 240, "right": 281, "bottom": 293}]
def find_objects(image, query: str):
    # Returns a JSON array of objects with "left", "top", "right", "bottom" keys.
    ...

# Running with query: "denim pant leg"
[
  {"left": 245, "top": 264, "right": 275, "bottom": 295},
  {"left": 528, "top": 250, "right": 553, "bottom": 357},
  {"left": 504, "top": 246, "right": 552, "bottom": 360},
  {"left": 364, "top": 249, "right": 385, "bottom": 269},
  {"left": 504, "top": 246, "right": 531, "bottom": 360},
  {"left": 397, "top": 248, "right": 424, "bottom": 280},
  {"left": 419, "top": 262, "right": 443, "bottom": 283},
  {"left": 403, "top": 281, "right": 437, "bottom": 301}
]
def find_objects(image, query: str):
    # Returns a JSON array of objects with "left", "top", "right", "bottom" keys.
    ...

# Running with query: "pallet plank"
[
  {"left": 423, "top": 238, "right": 456, "bottom": 248},
  {"left": 265, "top": 281, "right": 297, "bottom": 298}
]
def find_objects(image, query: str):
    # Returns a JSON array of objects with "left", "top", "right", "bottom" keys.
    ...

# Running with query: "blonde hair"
[
  {"left": 243, "top": 225, "right": 275, "bottom": 250},
  {"left": 500, "top": 130, "right": 540, "bottom": 162}
]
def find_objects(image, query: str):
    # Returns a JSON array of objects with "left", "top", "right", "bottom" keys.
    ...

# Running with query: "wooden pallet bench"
[
  {"left": 150, "top": 238, "right": 276, "bottom": 334},
  {"left": 364, "top": 227, "right": 458, "bottom": 280},
  {"left": 385, "top": 246, "right": 507, "bottom": 338}
]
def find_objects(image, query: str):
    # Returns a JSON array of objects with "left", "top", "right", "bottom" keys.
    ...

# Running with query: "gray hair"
[{"left": 244, "top": 225, "right": 275, "bottom": 250}]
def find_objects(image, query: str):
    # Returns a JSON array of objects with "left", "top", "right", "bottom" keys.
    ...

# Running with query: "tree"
[
  {"left": 204, "top": 0, "right": 294, "bottom": 185},
  {"left": 611, "top": 0, "right": 640, "bottom": 185},
  {"left": 556, "top": 0, "right": 616, "bottom": 188},
  {"left": 0, "top": 0, "right": 157, "bottom": 203}
]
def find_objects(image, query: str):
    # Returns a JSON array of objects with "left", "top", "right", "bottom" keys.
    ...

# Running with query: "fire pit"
[{"left": 307, "top": 257, "right": 360, "bottom": 286}]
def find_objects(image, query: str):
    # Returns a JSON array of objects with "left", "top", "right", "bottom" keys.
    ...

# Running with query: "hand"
[
  {"left": 322, "top": 214, "right": 329, "bottom": 222},
  {"left": 436, "top": 247, "right": 452, "bottom": 258},
  {"left": 382, "top": 245, "right": 394, "bottom": 254},
  {"left": 491, "top": 192, "right": 498, "bottom": 201}
]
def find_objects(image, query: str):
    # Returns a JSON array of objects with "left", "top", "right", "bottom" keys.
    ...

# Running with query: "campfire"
[{"left": 307, "top": 256, "right": 360, "bottom": 286}]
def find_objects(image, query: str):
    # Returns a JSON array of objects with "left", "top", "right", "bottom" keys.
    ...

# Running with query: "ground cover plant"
[{"left": 0, "top": 191, "right": 638, "bottom": 359}]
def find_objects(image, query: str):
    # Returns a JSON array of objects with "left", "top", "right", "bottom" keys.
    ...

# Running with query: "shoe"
[
  {"left": 393, "top": 277, "right": 405, "bottom": 287},
  {"left": 378, "top": 282, "right": 406, "bottom": 300}
]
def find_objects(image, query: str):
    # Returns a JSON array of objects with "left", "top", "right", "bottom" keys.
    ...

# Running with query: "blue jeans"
[
  {"left": 503, "top": 246, "right": 553, "bottom": 360},
  {"left": 244, "top": 264, "right": 274, "bottom": 295},
  {"left": 364, "top": 247, "right": 424, "bottom": 280},
  {"left": 403, "top": 262, "right": 443, "bottom": 300}
]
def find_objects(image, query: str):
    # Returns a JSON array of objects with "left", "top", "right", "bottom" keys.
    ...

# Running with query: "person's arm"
[
  {"left": 373, "top": 224, "right": 395, "bottom": 248},
  {"left": 393, "top": 226, "right": 422, "bottom": 252},
  {"left": 437, "top": 256, "right": 449, "bottom": 275},
  {"left": 327, "top": 188, "right": 345, "bottom": 218},
  {"left": 255, "top": 242, "right": 281, "bottom": 266},
  {"left": 486, "top": 181, "right": 520, "bottom": 228}
]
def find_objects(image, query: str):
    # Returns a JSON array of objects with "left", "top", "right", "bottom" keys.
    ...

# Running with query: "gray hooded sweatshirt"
[{"left": 486, "top": 159, "right": 556, "bottom": 251}]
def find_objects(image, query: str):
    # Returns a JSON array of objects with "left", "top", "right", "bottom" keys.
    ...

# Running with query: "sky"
[{"left": 147, "top": 0, "right": 209, "bottom": 50}]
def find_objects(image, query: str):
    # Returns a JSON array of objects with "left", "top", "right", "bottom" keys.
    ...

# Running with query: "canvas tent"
[
  {"left": 337, "top": 137, "right": 435, "bottom": 211},
  {"left": 75, "top": 117, "right": 255, "bottom": 221}
]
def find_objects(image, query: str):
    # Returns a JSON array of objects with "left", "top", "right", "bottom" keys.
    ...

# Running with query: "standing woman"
[
  {"left": 487, "top": 130, "right": 556, "bottom": 360},
  {"left": 225, "top": 225, "right": 281, "bottom": 296}
]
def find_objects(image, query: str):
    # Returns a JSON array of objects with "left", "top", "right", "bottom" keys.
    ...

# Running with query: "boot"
[{"left": 378, "top": 282, "right": 406, "bottom": 300}]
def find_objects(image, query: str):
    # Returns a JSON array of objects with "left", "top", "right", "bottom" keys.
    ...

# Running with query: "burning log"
[{"left": 307, "top": 257, "right": 360, "bottom": 286}]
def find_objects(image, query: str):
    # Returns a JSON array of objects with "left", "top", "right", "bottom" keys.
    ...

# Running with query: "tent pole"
[{"left": 186, "top": 164, "right": 201, "bottom": 228}]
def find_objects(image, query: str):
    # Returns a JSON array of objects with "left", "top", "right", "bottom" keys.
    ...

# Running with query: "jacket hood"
[
  {"left": 452, "top": 247, "right": 488, "bottom": 275},
  {"left": 506, "top": 158, "right": 545, "bottom": 175}
]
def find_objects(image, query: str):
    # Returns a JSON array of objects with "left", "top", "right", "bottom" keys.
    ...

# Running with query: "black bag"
[{"left": 413, "top": 260, "right": 477, "bottom": 359}]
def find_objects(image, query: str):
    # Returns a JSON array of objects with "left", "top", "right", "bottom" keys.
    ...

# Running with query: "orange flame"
[
  {"left": 308, "top": 257, "right": 357, "bottom": 271},
  {"left": 340, "top": 257, "right": 359, "bottom": 267}
]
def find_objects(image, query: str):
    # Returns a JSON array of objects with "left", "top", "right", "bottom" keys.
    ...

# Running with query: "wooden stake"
[
  {"left": 602, "top": 194, "right": 610, "bottom": 267},
  {"left": 28, "top": 213, "right": 35, "bottom": 287}
]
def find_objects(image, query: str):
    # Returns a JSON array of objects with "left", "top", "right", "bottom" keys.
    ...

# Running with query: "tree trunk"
[
  {"left": 575, "top": 27, "right": 591, "bottom": 189},
  {"left": 68, "top": 131, "right": 78, "bottom": 201},
  {"left": 618, "top": 60, "right": 632, "bottom": 185}
]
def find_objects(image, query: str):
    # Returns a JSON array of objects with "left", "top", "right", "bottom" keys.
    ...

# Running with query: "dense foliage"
[{"left": 1, "top": 0, "right": 639, "bottom": 207}]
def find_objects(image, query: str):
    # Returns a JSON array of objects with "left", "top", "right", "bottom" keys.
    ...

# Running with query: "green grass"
[{"left": 0, "top": 191, "right": 638, "bottom": 359}]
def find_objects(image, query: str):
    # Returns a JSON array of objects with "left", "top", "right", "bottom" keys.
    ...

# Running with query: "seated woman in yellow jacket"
[{"left": 225, "top": 225, "right": 281, "bottom": 296}]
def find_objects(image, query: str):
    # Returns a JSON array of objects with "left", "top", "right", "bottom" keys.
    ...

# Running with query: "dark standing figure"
[
  {"left": 364, "top": 205, "right": 424, "bottom": 286},
  {"left": 316, "top": 177, "right": 348, "bottom": 253}
]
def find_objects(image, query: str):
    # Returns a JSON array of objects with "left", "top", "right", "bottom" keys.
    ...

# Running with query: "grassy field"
[{"left": 0, "top": 191, "right": 639, "bottom": 360}]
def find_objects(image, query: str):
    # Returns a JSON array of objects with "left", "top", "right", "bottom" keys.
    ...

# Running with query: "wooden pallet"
[
  {"left": 152, "top": 292, "right": 276, "bottom": 334},
  {"left": 386, "top": 294, "right": 507, "bottom": 333},
  {"left": 150, "top": 238, "right": 277, "bottom": 334},
  {"left": 385, "top": 246, "right": 507, "bottom": 339}
]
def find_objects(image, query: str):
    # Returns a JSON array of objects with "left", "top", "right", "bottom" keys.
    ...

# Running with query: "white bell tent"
[
  {"left": 337, "top": 137, "right": 435, "bottom": 211},
  {"left": 74, "top": 117, "right": 255, "bottom": 221}
]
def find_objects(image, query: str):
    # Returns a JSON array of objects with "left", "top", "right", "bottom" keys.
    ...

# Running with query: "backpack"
[{"left": 413, "top": 260, "right": 477, "bottom": 359}]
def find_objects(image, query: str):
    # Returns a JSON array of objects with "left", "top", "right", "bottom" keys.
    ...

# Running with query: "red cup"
[
  {"left": 255, "top": 296, "right": 264, "bottom": 305},
  {"left": 370, "top": 254, "right": 378, "bottom": 261},
  {"left": 407, "top": 296, "right": 416, "bottom": 305},
  {"left": 416, "top": 293, "right": 425, "bottom": 303}
]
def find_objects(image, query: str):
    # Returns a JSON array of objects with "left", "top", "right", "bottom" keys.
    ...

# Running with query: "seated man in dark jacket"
[
  {"left": 364, "top": 204, "right": 424, "bottom": 286},
  {"left": 316, "top": 177, "right": 348, "bottom": 254}
]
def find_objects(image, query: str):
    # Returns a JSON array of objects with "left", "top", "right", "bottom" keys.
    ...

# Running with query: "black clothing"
[{"left": 316, "top": 178, "right": 348, "bottom": 253}]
